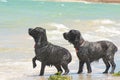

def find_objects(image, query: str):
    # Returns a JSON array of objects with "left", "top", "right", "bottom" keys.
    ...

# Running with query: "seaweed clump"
[
  {"left": 113, "top": 71, "right": 120, "bottom": 76},
  {"left": 48, "top": 72, "right": 72, "bottom": 80}
]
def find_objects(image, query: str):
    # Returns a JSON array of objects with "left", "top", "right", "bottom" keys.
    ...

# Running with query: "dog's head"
[
  {"left": 63, "top": 30, "right": 84, "bottom": 48},
  {"left": 63, "top": 30, "right": 80, "bottom": 43},
  {"left": 28, "top": 27, "right": 47, "bottom": 46}
]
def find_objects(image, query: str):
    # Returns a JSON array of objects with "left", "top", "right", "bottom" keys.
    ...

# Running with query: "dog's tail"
[
  {"left": 63, "top": 50, "right": 72, "bottom": 63},
  {"left": 112, "top": 44, "right": 118, "bottom": 54},
  {"left": 114, "top": 45, "right": 118, "bottom": 53},
  {"left": 67, "top": 52, "right": 72, "bottom": 63}
]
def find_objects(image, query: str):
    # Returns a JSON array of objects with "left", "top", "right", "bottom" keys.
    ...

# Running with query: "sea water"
[{"left": 0, "top": 0, "right": 120, "bottom": 80}]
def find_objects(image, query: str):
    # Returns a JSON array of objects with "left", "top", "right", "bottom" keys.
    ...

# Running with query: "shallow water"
[{"left": 0, "top": 0, "right": 120, "bottom": 80}]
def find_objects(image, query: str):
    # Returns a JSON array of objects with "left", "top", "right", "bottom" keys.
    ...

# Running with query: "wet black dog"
[
  {"left": 28, "top": 27, "right": 72, "bottom": 76},
  {"left": 63, "top": 30, "right": 118, "bottom": 74}
]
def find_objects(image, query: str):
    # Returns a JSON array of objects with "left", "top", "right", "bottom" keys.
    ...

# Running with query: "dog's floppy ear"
[
  {"left": 36, "top": 35, "right": 42, "bottom": 47},
  {"left": 74, "top": 31, "right": 84, "bottom": 48},
  {"left": 75, "top": 34, "right": 80, "bottom": 42},
  {"left": 43, "top": 29, "right": 47, "bottom": 39},
  {"left": 74, "top": 32, "right": 80, "bottom": 48},
  {"left": 44, "top": 29, "right": 46, "bottom": 34},
  {"left": 75, "top": 31, "right": 81, "bottom": 42},
  {"left": 75, "top": 31, "right": 84, "bottom": 42}
]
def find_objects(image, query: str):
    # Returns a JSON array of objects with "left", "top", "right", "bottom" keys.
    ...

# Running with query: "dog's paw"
[
  {"left": 54, "top": 71, "right": 62, "bottom": 75},
  {"left": 39, "top": 73, "right": 44, "bottom": 76},
  {"left": 77, "top": 72, "right": 82, "bottom": 74},
  {"left": 87, "top": 71, "right": 92, "bottom": 73},
  {"left": 77, "top": 71, "right": 82, "bottom": 74},
  {"left": 110, "top": 72, "right": 114, "bottom": 74},
  {"left": 33, "top": 64, "right": 37, "bottom": 68},
  {"left": 63, "top": 72, "right": 68, "bottom": 75},
  {"left": 103, "top": 71, "right": 108, "bottom": 74}
]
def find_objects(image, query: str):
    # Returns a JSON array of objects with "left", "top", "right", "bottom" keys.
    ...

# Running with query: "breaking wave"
[{"left": 0, "top": 0, "right": 8, "bottom": 2}]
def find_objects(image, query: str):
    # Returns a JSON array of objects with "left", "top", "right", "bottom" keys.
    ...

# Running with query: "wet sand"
[
  {"left": 1, "top": 57, "right": 120, "bottom": 80},
  {"left": 2, "top": 67, "right": 120, "bottom": 80}
]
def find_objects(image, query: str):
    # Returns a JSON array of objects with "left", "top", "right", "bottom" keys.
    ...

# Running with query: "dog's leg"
[
  {"left": 62, "top": 63, "right": 69, "bottom": 75},
  {"left": 32, "top": 56, "right": 37, "bottom": 68},
  {"left": 102, "top": 57, "right": 110, "bottom": 73},
  {"left": 78, "top": 61, "right": 84, "bottom": 74},
  {"left": 86, "top": 61, "right": 92, "bottom": 73},
  {"left": 109, "top": 57, "right": 116, "bottom": 74},
  {"left": 55, "top": 65, "right": 63, "bottom": 73},
  {"left": 39, "top": 62, "right": 46, "bottom": 76}
]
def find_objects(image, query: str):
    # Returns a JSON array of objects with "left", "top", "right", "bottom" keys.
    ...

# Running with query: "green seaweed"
[
  {"left": 48, "top": 72, "right": 72, "bottom": 80},
  {"left": 113, "top": 71, "right": 120, "bottom": 76}
]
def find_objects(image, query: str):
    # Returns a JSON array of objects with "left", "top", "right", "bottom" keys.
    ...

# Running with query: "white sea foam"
[
  {"left": 50, "top": 23, "right": 69, "bottom": 31},
  {"left": 79, "top": 1, "right": 91, "bottom": 4},
  {"left": 96, "top": 26, "right": 120, "bottom": 36},
  {"left": 101, "top": 19, "right": 115, "bottom": 24},
  {"left": 61, "top": 3, "right": 65, "bottom": 7},
  {"left": 116, "top": 23, "right": 120, "bottom": 26},
  {"left": 47, "top": 23, "right": 69, "bottom": 35},
  {"left": 32, "top": 0, "right": 46, "bottom": 1},
  {"left": 93, "top": 19, "right": 115, "bottom": 24},
  {"left": 0, "top": 0, "right": 7, "bottom": 2},
  {"left": 83, "top": 33, "right": 110, "bottom": 42},
  {"left": 27, "top": 37, "right": 33, "bottom": 40}
]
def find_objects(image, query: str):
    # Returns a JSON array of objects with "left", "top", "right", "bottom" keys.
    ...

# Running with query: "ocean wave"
[
  {"left": 116, "top": 23, "right": 120, "bottom": 26},
  {"left": 93, "top": 19, "right": 115, "bottom": 24},
  {"left": 78, "top": 0, "right": 92, "bottom": 4},
  {"left": 50, "top": 23, "right": 69, "bottom": 30},
  {"left": 46, "top": 23, "right": 69, "bottom": 40},
  {"left": 83, "top": 33, "right": 110, "bottom": 42},
  {"left": 0, "top": 0, "right": 8, "bottom": 2},
  {"left": 46, "top": 23, "right": 69, "bottom": 34},
  {"left": 96, "top": 26, "right": 120, "bottom": 36},
  {"left": 32, "top": 0, "right": 47, "bottom": 1}
]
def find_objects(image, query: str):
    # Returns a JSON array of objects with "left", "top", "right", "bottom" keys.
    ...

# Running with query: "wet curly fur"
[
  {"left": 28, "top": 27, "right": 72, "bottom": 76},
  {"left": 63, "top": 30, "right": 118, "bottom": 74}
]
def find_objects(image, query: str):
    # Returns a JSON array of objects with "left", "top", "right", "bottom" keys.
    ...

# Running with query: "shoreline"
[{"left": 48, "top": 0, "right": 120, "bottom": 3}]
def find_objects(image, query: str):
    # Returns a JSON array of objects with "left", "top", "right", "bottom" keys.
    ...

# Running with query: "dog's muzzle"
[
  {"left": 29, "top": 28, "right": 33, "bottom": 32},
  {"left": 63, "top": 33, "right": 69, "bottom": 40}
]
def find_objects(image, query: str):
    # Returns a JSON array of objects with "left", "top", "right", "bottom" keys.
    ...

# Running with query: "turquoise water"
[
  {"left": 0, "top": 0, "right": 120, "bottom": 80},
  {"left": 0, "top": 0, "right": 120, "bottom": 26}
]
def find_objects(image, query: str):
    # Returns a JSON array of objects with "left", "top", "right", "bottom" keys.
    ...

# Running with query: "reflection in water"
[
  {"left": 38, "top": 75, "right": 72, "bottom": 80},
  {"left": 39, "top": 76, "right": 47, "bottom": 80},
  {"left": 75, "top": 73, "right": 120, "bottom": 80},
  {"left": 78, "top": 74, "right": 92, "bottom": 80},
  {"left": 34, "top": 73, "right": 120, "bottom": 80}
]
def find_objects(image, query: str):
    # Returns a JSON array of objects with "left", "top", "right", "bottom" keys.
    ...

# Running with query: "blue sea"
[{"left": 0, "top": 0, "right": 120, "bottom": 80}]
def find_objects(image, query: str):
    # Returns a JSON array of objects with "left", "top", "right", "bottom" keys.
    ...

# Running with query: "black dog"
[
  {"left": 63, "top": 30, "right": 118, "bottom": 74},
  {"left": 28, "top": 27, "right": 72, "bottom": 76}
]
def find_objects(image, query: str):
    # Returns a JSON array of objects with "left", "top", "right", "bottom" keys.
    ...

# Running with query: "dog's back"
[
  {"left": 97, "top": 41, "right": 118, "bottom": 53},
  {"left": 77, "top": 40, "right": 118, "bottom": 62},
  {"left": 36, "top": 43, "right": 72, "bottom": 66}
]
